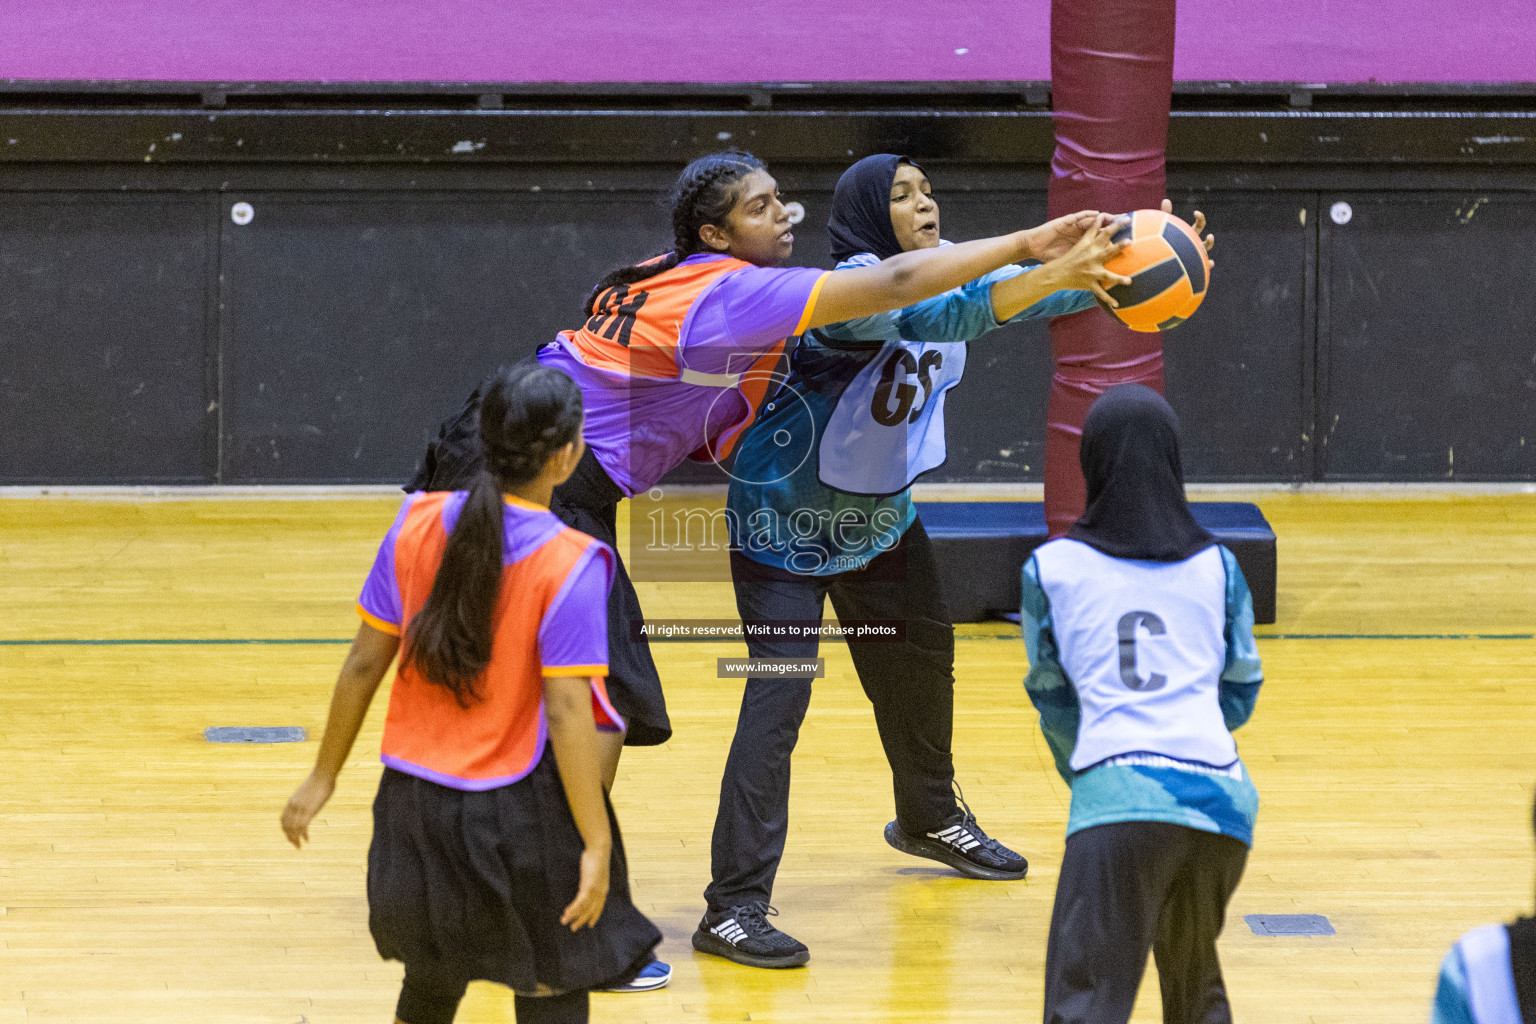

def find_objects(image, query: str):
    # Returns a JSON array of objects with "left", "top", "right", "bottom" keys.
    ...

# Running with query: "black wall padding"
[
  {"left": 1321, "top": 194, "right": 1536, "bottom": 480},
  {"left": 0, "top": 197, "right": 212, "bottom": 482},
  {"left": 0, "top": 148, "right": 1532, "bottom": 484}
]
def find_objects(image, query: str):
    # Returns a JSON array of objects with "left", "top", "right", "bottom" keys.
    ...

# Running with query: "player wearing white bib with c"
[{"left": 1021, "top": 384, "right": 1263, "bottom": 1024}]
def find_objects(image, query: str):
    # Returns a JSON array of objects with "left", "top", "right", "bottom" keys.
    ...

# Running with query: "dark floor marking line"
[
  {"left": 205, "top": 726, "right": 307, "bottom": 743},
  {"left": 1246, "top": 913, "right": 1336, "bottom": 937}
]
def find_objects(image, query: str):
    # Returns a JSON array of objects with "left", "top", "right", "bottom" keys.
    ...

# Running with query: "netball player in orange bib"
[{"left": 283, "top": 364, "right": 660, "bottom": 1024}]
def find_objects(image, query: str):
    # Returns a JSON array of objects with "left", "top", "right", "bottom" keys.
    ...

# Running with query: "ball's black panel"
[
  {"left": 1322, "top": 194, "right": 1536, "bottom": 480},
  {"left": 1162, "top": 219, "right": 1207, "bottom": 293},
  {"left": 0, "top": 197, "right": 211, "bottom": 483},
  {"left": 1106, "top": 256, "right": 1185, "bottom": 309}
]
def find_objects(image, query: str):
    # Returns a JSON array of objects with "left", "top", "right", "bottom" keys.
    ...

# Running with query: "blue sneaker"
[{"left": 600, "top": 957, "right": 671, "bottom": 992}]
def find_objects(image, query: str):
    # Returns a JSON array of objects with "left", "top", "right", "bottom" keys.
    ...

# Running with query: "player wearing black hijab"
[{"left": 1021, "top": 384, "right": 1264, "bottom": 1024}]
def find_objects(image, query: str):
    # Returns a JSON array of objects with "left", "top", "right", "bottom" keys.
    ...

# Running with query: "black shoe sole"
[
  {"left": 691, "top": 928, "right": 809, "bottom": 969},
  {"left": 884, "top": 821, "right": 1029, "bottom": 881}
]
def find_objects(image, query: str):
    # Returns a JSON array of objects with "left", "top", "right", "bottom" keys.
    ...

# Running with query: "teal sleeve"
[
  {"left": 818, "top": 255, "right": 1097, "bottom": 346},
  {"left": 891, "top": 266, "right": 1096, "bottom": 340},
  {"left": 1218, "top": 546, "right": 1264, "bottom": 731},
  {"left": 1430, "top": 946, "right": 1476, "bottom": 1024},
  {"left": 1021, "top": 555, "right": 1080, "bottom": 783},
  {"left": 997, "top": 273, "right": 1097, "bottom": 324},
  {"left": 819, "top": 275, "right": 999, "bottom": 345},
  {"left": 818, "top": 309, "right": 906, "bottom": 344}
]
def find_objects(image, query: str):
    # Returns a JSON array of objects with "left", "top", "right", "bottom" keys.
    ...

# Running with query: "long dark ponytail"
[
  {"left": 405, "top": 363, "right": 583, "bottom": 707},
  {"left": 583, "top": 149, "right": 767, "bottom": 316}
]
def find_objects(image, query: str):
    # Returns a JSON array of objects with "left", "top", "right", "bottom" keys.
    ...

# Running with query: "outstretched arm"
[
  {"left": 818, "top": 218, "right": 1122, "bottom": 345},
  {"left": 804, "top": 211, "right": 1111, "bottom": 330},
  {"left": 990, "top": 217, "right": 1129, "bottom": 320},
  {"left": 281, "top": 622, "right": 399, "bottom": 848}
]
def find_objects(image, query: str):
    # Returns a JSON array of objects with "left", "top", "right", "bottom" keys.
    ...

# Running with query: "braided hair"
[
  {"left": 404, "top": 363, "right": 584, "bottom": 707},
  {"left": 583, "top": 150, "right": 767, "bottom": 316}
]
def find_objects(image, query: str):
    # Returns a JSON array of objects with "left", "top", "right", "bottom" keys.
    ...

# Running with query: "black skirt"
[
  {"left": 549, "top": 446, "right": 671, "bottom": 746},
  {"left": 367, "top": 755, "right": 661, "bottom": 994}
]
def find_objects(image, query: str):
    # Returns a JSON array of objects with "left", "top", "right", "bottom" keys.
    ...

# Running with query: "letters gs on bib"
[
  {"left": 1117, "top": 611, "right": 1168, "bottom": 692},
  {"left": 586, "top": 285, "right": 649, "bottom": 347},
  {"left": 873, "top": 348, "right": 944, "bottom": 426}
]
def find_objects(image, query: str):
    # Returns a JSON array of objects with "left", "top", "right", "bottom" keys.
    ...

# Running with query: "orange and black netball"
[{"left": 1096, "top": 210, "right": 1211, "bottom": 332}]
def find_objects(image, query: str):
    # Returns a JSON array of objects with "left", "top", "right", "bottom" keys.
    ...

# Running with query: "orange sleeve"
[
  {"left": 792, "top": 271, "right": 832, "bottom": 335},
  {"left": 541, "top": 664, "right": 609, "bottom": 678},
  {"left": 357, "top": 603, "right": 402, "bottom": 636}
]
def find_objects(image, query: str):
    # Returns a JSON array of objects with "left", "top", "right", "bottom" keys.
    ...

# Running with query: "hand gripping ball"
[{"left": 1097, "top": 210, "right": 1211, "bottom": 332}]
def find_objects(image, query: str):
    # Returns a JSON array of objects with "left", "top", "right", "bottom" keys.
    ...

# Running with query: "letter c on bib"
[{"left": 1117, "top": 611, "right": 1168, "bottom": 692}]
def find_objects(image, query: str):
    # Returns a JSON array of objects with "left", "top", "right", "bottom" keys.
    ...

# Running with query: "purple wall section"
[{"left": 5, "top": 0, "right": 1533, "bottom": 84}]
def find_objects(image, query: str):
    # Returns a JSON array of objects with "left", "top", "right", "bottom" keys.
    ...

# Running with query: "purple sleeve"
[
  {"left": 356, "top": 494, "right": 415, "bottom": 634},
  {"left": 680, "top": 265, "right": 827, "bottom": 370},
  {"left": 538, "top": 541, "right": 616, "bottom": 674}
]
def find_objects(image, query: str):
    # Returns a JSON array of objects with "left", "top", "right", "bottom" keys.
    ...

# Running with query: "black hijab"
[
  {"left": 1066, "top": 384, "right": 1215, "bottom": 562},
  {"left": 828, "top": 154, "right": 923, "bottom": 264}
]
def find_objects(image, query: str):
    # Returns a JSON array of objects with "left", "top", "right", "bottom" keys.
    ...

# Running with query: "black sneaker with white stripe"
[
  {"left": 692, "top": 901, "right": 809, "bottom": 969},
  {"left": 883, "top": 791, "right": 1028, "bottom": 881}
]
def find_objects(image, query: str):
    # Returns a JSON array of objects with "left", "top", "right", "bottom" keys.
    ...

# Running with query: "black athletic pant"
[
  {"left": 1042, "top": 821, "right": 1249, "bottom": 1024},
  {"left": 396, "top": 966, "right": 589, "bottom": 1024},
  {"left": 705, "top": 519, "right": 959, "bottom": 912}
]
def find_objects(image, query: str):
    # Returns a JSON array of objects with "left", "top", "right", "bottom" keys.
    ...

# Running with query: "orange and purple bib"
[
  {"left": 357, "top": 491, "right": 620, "bottom": 790},
  {"left": 538, "top": 253, "right": 828, "bottom": 495}
]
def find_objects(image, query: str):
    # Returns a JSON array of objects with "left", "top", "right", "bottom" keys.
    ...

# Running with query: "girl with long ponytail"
[{"left": 283, "top": 363, "right": 662, "bottom": 1024}]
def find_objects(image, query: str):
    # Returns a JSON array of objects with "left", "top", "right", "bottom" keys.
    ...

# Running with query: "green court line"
[{"left": 2, "top": 633, "right": 1531, "bottom": 648}]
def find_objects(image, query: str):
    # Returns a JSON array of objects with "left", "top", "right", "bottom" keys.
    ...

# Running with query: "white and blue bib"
[
  {"left": 1032, "top": 538, "right": 1236, "bottom": 772},
  {"left": 816, "top": 338, "right": 966, "bottom": 497}
]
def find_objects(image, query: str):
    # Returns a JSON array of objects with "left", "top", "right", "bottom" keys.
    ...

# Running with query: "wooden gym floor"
[{"left": 0, "top": 488, "right": 1532, "bottom": 1023}]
